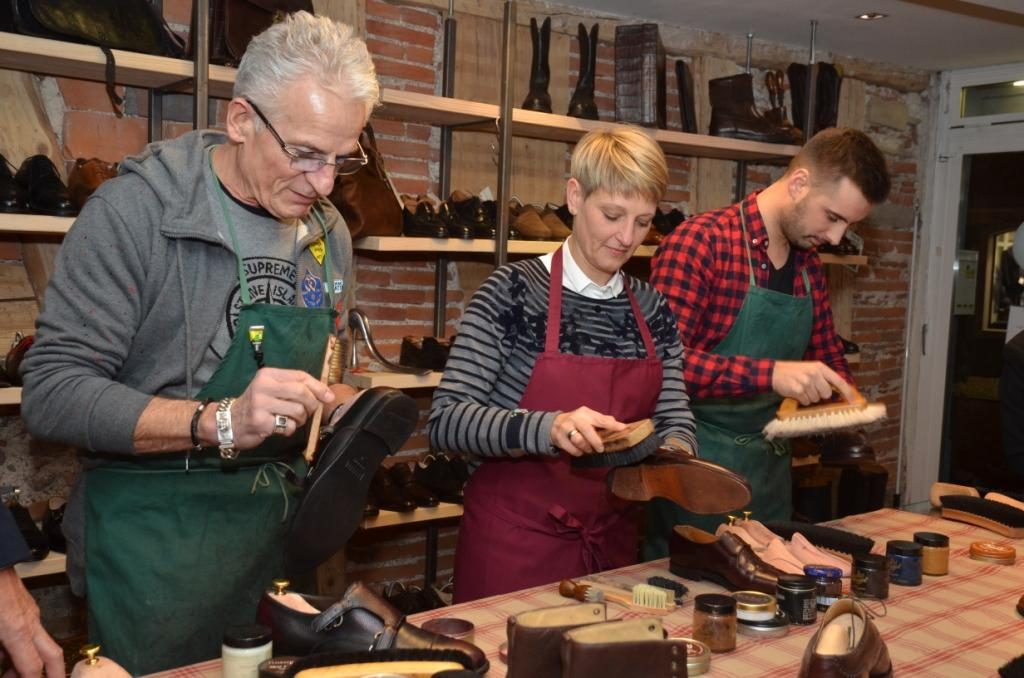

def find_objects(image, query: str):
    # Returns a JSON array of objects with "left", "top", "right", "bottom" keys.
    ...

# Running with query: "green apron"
[
  {"left": 643, "top": 207, "right": 813, "bottom": 560},
  {"left": 85, "top": 158, "right": 338, "bottom": 675}
]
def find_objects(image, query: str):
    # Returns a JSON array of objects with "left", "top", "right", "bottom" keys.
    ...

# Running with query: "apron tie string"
[
  {"left": 734, "top": 433, "right": 788, "bottom": 457},
  {"left": 250, "top": 461, "right": 294, "bottom": 522},
  {"left": 548, "top": 504, "right": 608, "bottom": 573}
]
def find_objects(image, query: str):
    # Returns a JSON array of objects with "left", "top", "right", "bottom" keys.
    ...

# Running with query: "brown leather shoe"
[
  {"left": 669, "top": 524, "right": 784, "bottom": 594},
  {"left": 68, "top": 157, "right": 118, "bottom": 210},
  {"left": 561, "top": 619, "right": 688, "bottom": 678},
  {"left": 510, "top": 202, "right": 553, "bottom": 240},
  {"left": 799, "top": 598, "right": 892, "bottom": 678},
  {"left": 507, "top": 602, "right": 606, "bottom": 678},
  {"left": 608, "top": 450, "right": 752, "bottom": 514},
  {"left": 538, "top": 206, "right": 571, "bottom": 239}
]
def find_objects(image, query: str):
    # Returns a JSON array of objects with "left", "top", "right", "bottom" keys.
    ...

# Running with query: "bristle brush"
[
  {"left": 557, "top": 579, "right": 674, "bottom": 615},
  {"left": 762, "top": 388, "right": 886, "bottom": 440},
  {"left": 762, "top": 520, "right": 875, "bottom": 556},
  {"left": 570, "top": 419, "right": 664, "bottom": 468},
  {"left": 939, "top": 495, "right": 1024, "bottom": 539}
]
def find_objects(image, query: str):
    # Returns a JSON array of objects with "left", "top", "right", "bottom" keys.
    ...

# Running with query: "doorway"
[
  {"left": 943, "top": 152, "right": 1024, "bottom": 491},
  {"left": 905, "top": 62, "right": 1024, "bottom": 505}
]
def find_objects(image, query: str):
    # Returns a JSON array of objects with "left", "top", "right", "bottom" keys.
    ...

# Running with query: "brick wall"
[{"left": 2, "top": 0, "right": 928, "bottom": 595}]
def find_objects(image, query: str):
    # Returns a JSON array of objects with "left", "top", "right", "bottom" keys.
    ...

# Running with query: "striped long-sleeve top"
[{"left": 427, "top": 256, "right": 698, "bottom": 459}]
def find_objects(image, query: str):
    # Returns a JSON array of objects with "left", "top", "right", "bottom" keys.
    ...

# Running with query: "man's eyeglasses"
[{"left": 246, "top": 99, "right": 368, "bottom": 176}]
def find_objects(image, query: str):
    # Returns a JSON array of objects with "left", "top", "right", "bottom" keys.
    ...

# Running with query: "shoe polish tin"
[
  {"left": 732, "top": 590, "right": 777, "bottom": 622},
  {"left": 886, "top": 540, "right": 923, "bottom": 586},
  {"left": 670, "top": 638, "right": 711, "bottom": 675},
  {"left": 776, "top": 574, "right": 817, "bottom": 625},
  {"left": 969, "top": 541, "right": 1016, "bottom": 565},
  {"left": 914, "top": 531, "right": 950, "bottom": 576},
  {"left": 737, "top": 610, "right": 789, "bottom": 639}
]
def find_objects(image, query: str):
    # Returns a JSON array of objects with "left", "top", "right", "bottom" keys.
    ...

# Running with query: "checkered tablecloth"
[{"left": 149, "top": 509, "right": 1024, "bottom": 678}]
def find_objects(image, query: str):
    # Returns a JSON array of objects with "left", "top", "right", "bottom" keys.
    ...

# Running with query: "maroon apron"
[{"left": 453, "top": 247, "right": 663, "bottom": 603}]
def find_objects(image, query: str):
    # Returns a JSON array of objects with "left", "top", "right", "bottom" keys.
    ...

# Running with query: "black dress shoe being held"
[
  {"left": 256, "top": 580, "right": 488, "bottom": 674},
  {"left": 14, "top": 155, "right": 77, "bottom": 216},
  {"left": 286, "top": 387, "right": 419, "bottom": 574}
]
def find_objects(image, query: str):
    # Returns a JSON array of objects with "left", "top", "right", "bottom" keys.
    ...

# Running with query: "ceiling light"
[
  {"left": 856, "top": 12, "right": 887, "bottom": 20},
  {"left": 1014, "top": 80, "right": 1024, "bottom": 87}
]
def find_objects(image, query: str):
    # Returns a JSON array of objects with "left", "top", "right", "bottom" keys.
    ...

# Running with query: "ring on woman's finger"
[
  {"left": 568, "top": 429, "right": 579, "bottom": 441},
  {"left": 273, "top": 414, "right": 289, "bottom": 435}
]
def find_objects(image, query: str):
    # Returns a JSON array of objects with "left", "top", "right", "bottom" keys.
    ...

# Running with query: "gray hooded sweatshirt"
[{"left": 20, "top": 130, "right": 353, "bottom": 590}]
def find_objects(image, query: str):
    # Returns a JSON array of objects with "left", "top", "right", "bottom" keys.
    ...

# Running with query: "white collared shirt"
[{"left": 540, "top": 236, "right": 624, "bottom": 300}]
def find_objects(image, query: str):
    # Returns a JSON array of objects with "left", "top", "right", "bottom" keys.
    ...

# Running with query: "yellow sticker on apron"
[{"left": 310, "top": 238, "right": 326, "bottom": 265}]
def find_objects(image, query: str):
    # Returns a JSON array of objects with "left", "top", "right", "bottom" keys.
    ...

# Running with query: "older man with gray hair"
[{"left": 22, "top": 12, "right": 379, "bottom": 673}]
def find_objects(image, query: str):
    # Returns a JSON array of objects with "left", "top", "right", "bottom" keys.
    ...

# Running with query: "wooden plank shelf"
[
  {"left": 15, "top": 550, "right": 66, "bottom": 579},
  {"left": 343, "top": 369, "right": 443, "bottom": 390},
  {"left": 0, "top": 387, "right": 22, "bottom": 406},
  {"left": 360, "top": 502, "right": 463, "bottom": 530},
  {"left": 819, "top": 253, "right": 868, "bottom": 266},
  {"left": 0, "top": 214, "right": 74, "bottom": 235},
  {"left": 354, "top": 236, "right": 656, "bottom": 258}
]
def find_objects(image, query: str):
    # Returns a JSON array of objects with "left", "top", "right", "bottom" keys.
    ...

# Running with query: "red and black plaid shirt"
[{"left": 651, "top": 191, "right": 851, "bottom": 400}]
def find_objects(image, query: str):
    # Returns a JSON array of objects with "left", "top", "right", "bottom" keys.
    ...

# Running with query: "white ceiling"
[{"left": 576, "top": 0, "right": 1024, "bottom": 72}]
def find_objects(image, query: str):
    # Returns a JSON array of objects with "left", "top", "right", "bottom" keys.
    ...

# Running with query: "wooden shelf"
[
  {"left": 354, "top": 236, "right": 656, "bottom": 258},
  {"left": 819, "top": 253, "right": 868, "bottom": 266},
  {"left": 343, "top": 369, "right": 443, "bottom": 390},
  {"left": 15, "top": 550, "right": 66, "bottom": 579},
  {"left": 0, "top": 387, "right": 22, "bottom": 406},
  {"left": 360, "top": 502, "right": 463, "bottom": 530},
  {"left": 0, "top": 214, "right": 73, "bottom": 235},
  {"left": 461, "top": 108, "right": 800, "bottom": 161}
]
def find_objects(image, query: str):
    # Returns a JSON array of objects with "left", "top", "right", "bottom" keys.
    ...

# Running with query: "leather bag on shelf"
[
  {"left": 208, "top": 0, "right": 313, "bottom": 66},
  {"left": 327, "top": 124, "right": 403, "bottom": 239}
]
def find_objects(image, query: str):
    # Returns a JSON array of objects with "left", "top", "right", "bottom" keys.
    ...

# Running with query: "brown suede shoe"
[
  {"left": 669, "top": 524, "right": 784, "bottom": 594},
  {"left": 799, "top": 598, "right": 892, "bottom": 678},
  {"left": 510, "top": 202, "right": 553, "bottom": 240},
  {"left": 608, "top": 450, "right": 752, "bottom": 514}
]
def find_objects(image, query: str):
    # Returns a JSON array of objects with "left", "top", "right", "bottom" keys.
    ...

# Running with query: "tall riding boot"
[
  {"left": 815, "top": 63, "right": 842, "bottom": 131},
  {"left": 764, "top": 70, "right": 803, "bottom": 144},
  {"left": 522, "top": 17, "right": 552, "bottom": 113},
  {"left": 787, "top": 62, "right": 808, "bottom": 134},
  {"left": 567, "top": 22, "right": 599, "bottom": 119},
  {"left": 675, "top": 59, "right": 697, "bottom": 133},
  {"left": 708, "top": 72, "right": 794, "bottom": 144}
]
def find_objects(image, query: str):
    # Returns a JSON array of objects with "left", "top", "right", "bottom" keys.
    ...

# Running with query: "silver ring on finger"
[
  {"left": 273, "top": 414, "right": 289, "bottom": 436},
  {"left": 568, "top": 429, "right": 579, "bottom": 441}
]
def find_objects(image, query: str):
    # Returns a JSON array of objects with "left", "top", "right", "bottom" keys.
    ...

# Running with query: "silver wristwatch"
[{"left": 215, "top": 397, "right": 238, "bottom": 459}]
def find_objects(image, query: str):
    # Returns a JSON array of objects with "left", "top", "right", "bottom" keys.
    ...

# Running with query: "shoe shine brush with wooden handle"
[
  {"left": 763, "top": 388, "right": 886, "bottom": 440},
  {"left": 570, "top": 419, "right": 664, "bottom": 468},
  {"left": 558, "top": 579, "right": 675, "bottom": 615}
]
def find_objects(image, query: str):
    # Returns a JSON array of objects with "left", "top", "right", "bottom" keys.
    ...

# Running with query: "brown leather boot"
[
  {"left": 669, "top": 524, "right": 784, "bottom": 594},
  {"left": 506, "top": 602, "right": 606, "bottom": 678},
  {"left": 708, "top": 73, "right": 795, "bottom": 144},
  {"left": 799, "top": 598, "right": 892, "bottom": 678},
  {"left": 68, "top": 157, "right": 118, "bottom": 210},
  {"left": 608, "top": 449, "right": 752, "bottom": 515},
  {"left": 561, "top": 618, "right": 688, "bottom": 678}
]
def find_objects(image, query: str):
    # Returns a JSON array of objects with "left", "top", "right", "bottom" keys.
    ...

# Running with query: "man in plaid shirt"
[{"left": 644, "top": 128, "right": 891, "bottom": 558}]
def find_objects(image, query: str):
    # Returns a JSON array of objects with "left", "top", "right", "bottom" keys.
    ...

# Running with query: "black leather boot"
[
  {"left": 675, "top": 60, "right": 697, "bottom": 134},
  {"left": 567, "top": 22, "right": 598, "bottom": 119},
  {"left": 708, "top": 73, "right": 795, "bottom": 144},
  {"left": 521, "top": 17, "right": 552, "bottom": 113},
  {"left": 815, "top": 62, "right": 842, "bottom": 132},
  {"left": 256, "top": 580, "right": 489, "bottom": 673}
]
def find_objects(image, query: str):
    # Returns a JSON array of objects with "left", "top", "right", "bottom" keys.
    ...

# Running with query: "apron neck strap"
[
  {"left": 737, "top": 206, "right": 758, "bottom": 288},
  {"left": 208, "top": 147, "right": 333, "bottom": 308},
  {"left": 546, "top": 245, "right": 656, "bottom": 356}
]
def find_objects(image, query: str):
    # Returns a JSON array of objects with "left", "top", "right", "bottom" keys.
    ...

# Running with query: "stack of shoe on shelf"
[
  {"left": 382, "top": 580, "right": 448, "bottom": 615},
  {"left": 364, "top": 454, "right": 470, "bottom": 516},
  {"left": 414, "top": 452, "right": 469, "bottom": 504},
  {"left": 2, "top": 488, "right": 69, "bottom": 560},
  {"left": 509, "top": 199, "right": 571, "bottom": 241},
  {"left": 400, "top": 335, "right": 454, "bottom": 372}
]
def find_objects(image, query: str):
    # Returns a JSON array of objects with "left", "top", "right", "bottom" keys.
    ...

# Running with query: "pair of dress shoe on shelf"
[
  {"left": 402, "top": 194, "right": 453, "bottom": 239},
  {"left": 256, "top": 579, "right": 488, "bottom": 674},
  {"left": 3, "top": 490, "right": 66, "bottom": 560},
  {"left": 839, "top": 335, "right": 861, "bottom": 356},
  {"left": 399, "top": 335, "right": 453, "bottom": 372},
  {"left": 1, "top": 153, "right": 78, "bottom": 216},
  {"left": 369, "top": 462, "right": 440, "bottom": 514},
  {"left": 509, "top": 200, "right": 572, "bottom": 241},
  {"left": 640, "top": 207, "right": 688, "bottom": 246},
  {"left": 414, "top": 453, "right": 469, "bottom": 504},
  {"left": 716, "top": 519, "right": 852, "bottom": 576}
]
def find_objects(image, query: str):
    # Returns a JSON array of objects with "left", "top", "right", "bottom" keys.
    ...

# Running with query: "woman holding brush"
[{"left": 428, "top": 127, "right": 698, "bottom": 603}]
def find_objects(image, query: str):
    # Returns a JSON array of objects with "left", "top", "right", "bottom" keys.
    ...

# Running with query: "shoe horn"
[{"left": 347, "top": 308, "right": 430, "bottom": 375}]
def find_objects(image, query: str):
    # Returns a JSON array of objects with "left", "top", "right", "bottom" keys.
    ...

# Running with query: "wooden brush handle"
[
  {"left": 599, "top": 419, "right": 655, "bottom": 453},
  {"left": 303, "top": 334, "right": 337, "bottom": 464},
  {"left": 558, "top": 579, "right": 587, "bottom": 601},
  {"left": 776, "top": 388, "right": 866, "bottom": 421}
]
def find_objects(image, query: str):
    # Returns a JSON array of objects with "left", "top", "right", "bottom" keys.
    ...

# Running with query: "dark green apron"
[
  {"left": 643, "top": 207, "right": 813, "bottom": 560},
  {"left": 85, "top": 158, "right": 337, "bottom": 675}
]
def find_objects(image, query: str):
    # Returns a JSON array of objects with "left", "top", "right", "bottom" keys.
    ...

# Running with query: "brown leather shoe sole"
[{"left": 608, "top": 456, "right": 751, "bottom": 515}]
